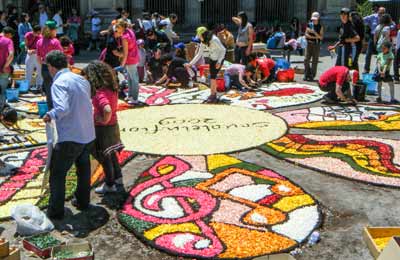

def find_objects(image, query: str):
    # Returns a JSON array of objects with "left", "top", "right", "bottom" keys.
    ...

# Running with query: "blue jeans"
[
  {"left": 48, "top": 141, "right": 93, "bottom": 216},
  {"left": 0, "top": 74, "right": 9, "bottom": 111},
  {"left": 126, "top": 64, "right": 139, "bottom": 101}
]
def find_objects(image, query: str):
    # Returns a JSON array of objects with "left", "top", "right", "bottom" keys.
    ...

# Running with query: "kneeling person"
[
  {"left": 156, "top": 54, "right": 192, "bottom": 88},
  {"left": 225, "top": 64, "right": 256, "bottom": 90},
  {"left": 248, "top": 54, "right": 276, "bottom": 83},
  {"left": 318, "top": 65, "right": 358, "bottom": 104}
]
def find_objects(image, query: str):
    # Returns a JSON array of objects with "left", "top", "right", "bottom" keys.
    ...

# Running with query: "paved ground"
[{"left": 1, "top": 47, "right": 400, "bottom": 260}]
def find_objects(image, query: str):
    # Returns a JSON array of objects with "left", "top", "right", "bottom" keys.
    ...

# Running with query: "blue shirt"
[
  {"left": 48, "top": 68, "right": 95, "bottom": 144},
  {"left": 364, "top": 13, "right": 396, "bottom": 34},
  {"left": 18, "top": 22, "right": 32, "bottom": 42}
]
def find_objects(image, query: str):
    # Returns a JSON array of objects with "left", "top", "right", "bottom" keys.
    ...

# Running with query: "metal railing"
[
  {"left": 201, "top": 0, "right": 239, "bottom": 25},
  {"left": 256, "top": 0, "right": 295, "bottom": 25},
  {"left": 144, "top": 0, "right": 186, "bottom": 23}
]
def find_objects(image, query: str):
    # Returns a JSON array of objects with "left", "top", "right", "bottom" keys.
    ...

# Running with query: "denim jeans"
[
  {"left": 126, "top": 64, "right": 139, "bottom": 101},
  {"left": 41, "top": 64, "right": 53, "bottom": 109},
  {"left": 25, "top": 53, "right": 43, "bottom": 87},
  {"left": 336, "top": 45, "right": 351, "bottom": 68},
  {"left": 0, "top": 74, "right": 9, "bottom": 111},
  {"left": 48, "top": 141, "right": 92, "bottom": 216}
]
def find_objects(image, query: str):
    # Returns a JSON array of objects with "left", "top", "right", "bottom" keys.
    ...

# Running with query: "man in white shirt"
[
  {"left": 38, "top": 5, "right": 48, "bottom": 28},
  {"left": 53, "top": 9, "right": 64, "bottom": 37},
  {"left": 161, "top": 13, "right": 179, "bottom": 44}
]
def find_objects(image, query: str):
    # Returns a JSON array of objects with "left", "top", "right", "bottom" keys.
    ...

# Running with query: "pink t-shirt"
[
  {"left": 92, "top": 88, "right": 118, "bottom": 126},
  {"left": 122, "top": 29, "right": 139, "bottom": 65},
  {"left": 25, "top": 32, "right": 42, "bottom": 50},
  {"left": 0, "top": 36, "right": 14, "bottom": 71},
  {"left": 36, "top": 37, "right": 63, "bottom": 62}
]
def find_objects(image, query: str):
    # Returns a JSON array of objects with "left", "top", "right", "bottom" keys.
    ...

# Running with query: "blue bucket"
[
  {"left": 6, "top": 89, "right": 19, "bottom": 102},
  {"left": 362, "top": 73, "right": 378, "bottom": 95},
  {"left": 17, "top": 80, "right": 30, "bottom": 93},
  {"left": 37, "top": 101, "right": 48, "bottom": 117}
]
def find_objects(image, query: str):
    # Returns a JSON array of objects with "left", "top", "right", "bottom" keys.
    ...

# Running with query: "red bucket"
[
  {"left": 198, "top": 64, "right": 209, "bottom": 77},
  {"left": 216, "top": 78, "right": 225, "bottom": 92},
  {"left": 276, "top": 68, "right": 295, "bottom": 82}
]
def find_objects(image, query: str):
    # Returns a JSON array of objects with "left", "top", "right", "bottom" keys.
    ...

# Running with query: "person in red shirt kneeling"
[
  {"left": 248, "top": 53, "right": 276, "bottom": 84},
  {"left": 318, "top": 65, "right": 358, "bottom": 104}
]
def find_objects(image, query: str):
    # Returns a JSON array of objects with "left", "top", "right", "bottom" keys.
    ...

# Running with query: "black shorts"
[
  {"left": 208, "top": 59, "right": 224, "bottom": 79},
  {"left": 373, "top": 70, "right": 393, "bottom": 82}
]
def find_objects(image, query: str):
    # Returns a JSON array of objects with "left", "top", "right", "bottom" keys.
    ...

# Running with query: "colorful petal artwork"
[
  {"left": 276, "top": 104, "right": 400, "bottom": 131},
  {"left": 118, "top": 155, "right": 321, "bottom": 259},
  {"left": 260, "top": 134, "right": 400, "bottom": 187},
  {"left": 0, "top": 148, "right": 135, "bottom": 220}
]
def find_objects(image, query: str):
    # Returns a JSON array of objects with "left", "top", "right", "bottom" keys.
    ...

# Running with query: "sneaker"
[
  {"left": 127, "top": 98, "right": 140, "bottom": 105},
  {"left": 376, "top": 97, "right": 383, "bottom": 103},
  {"left": 95, "top": 183, "right": 117, "bottom": 194},
  {"left": 390, "top": 99, "right": 400, "bottom": 104}
]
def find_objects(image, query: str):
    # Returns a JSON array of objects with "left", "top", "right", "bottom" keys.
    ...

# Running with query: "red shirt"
[
  {"left": 63, "top": 44, "right": 75, "bottom": 65},
  {"left": 92, "top": 88, "right": 118, "bottom": 126},
  {"left": 36, "top": 37, "right": 63, "bottom": 62},
  {"left": 319, "top": 66, "right": 349, "bottom": 88},
  {"left": 0, "top": 36, "right": 14, "bottom": 71},
  {"left": 25, "top": 32, "right": 42, "bottom": 50},
  {"left": 256, "top": 58, "right": 275, "bottom": 78}
]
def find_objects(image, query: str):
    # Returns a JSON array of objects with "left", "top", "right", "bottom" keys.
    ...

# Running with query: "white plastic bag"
[{"left": 11, "top": 204, "right": 54, "bottom": 236}]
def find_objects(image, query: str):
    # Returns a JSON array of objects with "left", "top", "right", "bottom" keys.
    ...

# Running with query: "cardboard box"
[
  {"left": 51, "top": 242, "right": 94, "bottom": 260},
  {"left": 363, "top": 227, "right": 400, "bottom": 259},
  {"left": 5, "top": 247, "right": 21, "bottom": 260},
  {"left": 377, "top": 237, "right": 400, "bottom": 260},
  {"left": 0, "top": 238, "right": 10, "bottom": 258},
  {"left": 23, "top": 233, "right": 62, "bottom": 259},
  {"left": 253, "top": 254, "right": 296, "bottom": 260}
]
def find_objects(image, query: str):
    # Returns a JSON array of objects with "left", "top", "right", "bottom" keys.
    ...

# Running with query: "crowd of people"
[{"left": 0, "top": 3, "right": 400, "bottom": 219}]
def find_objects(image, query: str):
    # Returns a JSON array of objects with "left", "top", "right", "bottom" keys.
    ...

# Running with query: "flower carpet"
[
  {"left": 118, "top": 154, "right": 321, "bottom": 259},
  {"left": 118, "top": 104, "right": 288, "bottom": 155},
  {"left": 276, "top": 104, "right": 400, "bottom": 131},
  {"left": 259, "top": 134, "right": 400, "bottom": 187},
  {"left": 0, "top": 148, "right": 135, "bottom": 220},
  {"left": 137, "top": 83, "right": 324, "bottom": 110}
]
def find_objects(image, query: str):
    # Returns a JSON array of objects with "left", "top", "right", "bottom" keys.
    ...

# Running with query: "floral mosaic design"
[
  {"left": 260, "top": 134, "right": 400, "bottom": 187},
  {"left": 0, "top": 148, "right": 135, "bottom": 220},
  {"left": 276, "top": 104, "right": 400, "bottom": 131},
  {"left": 118, "top": 155, "right": 321, "bottom": 259},
  {"left": 219, "top": 83, "right": 324, "bottom": 110}
]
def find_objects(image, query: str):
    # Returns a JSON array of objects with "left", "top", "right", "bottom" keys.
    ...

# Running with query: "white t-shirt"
[
  {"left": 53, "top": 14, "right": 63, "bottom": 35},
  {"left": 39, "top": 12, "right": 48, "bottom": 28}
]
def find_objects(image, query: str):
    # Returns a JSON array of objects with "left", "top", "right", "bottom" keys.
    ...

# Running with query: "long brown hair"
[{"left": 82, "top": 61, "right": 118, "bottom": 96}]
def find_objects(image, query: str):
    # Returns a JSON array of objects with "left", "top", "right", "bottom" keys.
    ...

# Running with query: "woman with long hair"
[
  {"left": 115, "top": 19, "right": 140, "bottom": 105},
  {"left": 186, "top": 27, "right": 226, "bottom": 103},
  {"left": 232, "top": 11, "right": 254, "bottom": 64},
  {"left": 82, "top": 61, "right": 124, "bottom": 193},
  {"left": 36, "top": 21, "right": 63, "bottom": 109}
]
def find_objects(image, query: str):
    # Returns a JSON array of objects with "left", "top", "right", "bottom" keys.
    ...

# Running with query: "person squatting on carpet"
[
  {"left": 373, "top": 41, "right": 399, "bottom": 104},
  {"left": 82, "top": 61, "right": 125, "bottom": 194},
  {"left": 224, "top": 63, "right": 256, "bottom": 91},
  {"left": 43, "top": 50, "right": 95, "bottom": 220},
  {"left": 318, "top": 65, "right": 358, "bottom": 105}
]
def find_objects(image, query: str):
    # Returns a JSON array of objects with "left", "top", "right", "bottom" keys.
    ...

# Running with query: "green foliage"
[{"left": 357, "top": 0, "right": 373, "bottom": 17}]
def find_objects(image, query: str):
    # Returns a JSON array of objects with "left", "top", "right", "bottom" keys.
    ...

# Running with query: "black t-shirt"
[
  {"left": 104, "top": 36, "right": 121, "bottom": 68},
  {"left": 167, "top": 57, "right": 187, "bottom": 78},
  {"left": 156, "top": 30, "right": 171, "bottom": 51},
  {"left": 148, "top": 57, "right": 163, "bottom": 80},
  {"left": 339, "top": 21, "right": 358, "bottom": 46}
]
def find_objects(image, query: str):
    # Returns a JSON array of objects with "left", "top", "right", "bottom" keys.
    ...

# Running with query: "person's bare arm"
[
  {"left": 335, "top": 84, "right": 347, "bottom": 101},
  {"left": 112, "top": 50, "right": 123, "bottom": 58},
  {"left": 232, "top": 17, "right": 241, "bottom": 26},
  {"left": 95, "top": 105, "right": 112, "bottom": 124},
  {"left": 305, "top": 28, "right": 316, "bottom": 39},
  {"left": 121, "top": 38, "right": 128, "bottom": 66}
]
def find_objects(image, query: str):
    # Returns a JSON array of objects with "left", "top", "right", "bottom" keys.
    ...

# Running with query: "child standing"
[
  {"left": 83, "top": 61, "right": 124, "bottom": 193},
  {"left": 374, "top": 41, "right": 398, "bottom": 104},
  {"left": 60, "top": 36, "right": 75, "bottom": 66},
  {"left": 137, "top": 39, "right": 146, "bottom": 82}
]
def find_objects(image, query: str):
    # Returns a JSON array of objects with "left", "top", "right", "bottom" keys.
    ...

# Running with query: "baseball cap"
[
  {"left": 196, "top": 26, "right": 208, "bottom": 37},
  {"left": 191, "top": 36, "right": 201, "bottom": 43},
  {"left": 174, "top": 42, "right": 185, "bottom": 50},
  {"left": 311, "top": 12, "right": 320, "bottom": 21},
  {"left": 349, "top": 70, "right": 359, "bottom": 85},
  {"left": 340, "top": 8, "right": 350, "bottom": 15},
  {"left": 45, "top": 20, "right": 57, "bottom": 30}
]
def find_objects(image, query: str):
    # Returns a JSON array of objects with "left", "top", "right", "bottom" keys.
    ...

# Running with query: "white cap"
[{"left": 311, "top": 12, "right": 320, "bottom": 21}]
